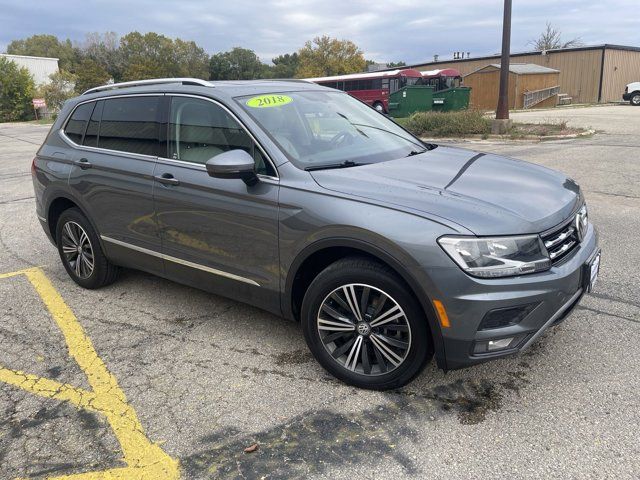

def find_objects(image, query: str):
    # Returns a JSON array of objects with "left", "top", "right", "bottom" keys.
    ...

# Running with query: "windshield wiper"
[
  {"left": 349, "top": 123, "right": 429, "bottom": 152},
  {"left": 406, "top": 150, "right": 424, "bottom": 157},
  {"left": 304, "top": 160, "right": 368, "bottom": 171}
]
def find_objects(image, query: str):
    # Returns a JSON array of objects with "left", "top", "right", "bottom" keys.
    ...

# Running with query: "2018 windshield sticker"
[{"left": 246, "top": 94, "right": 293, "bottom": 108}]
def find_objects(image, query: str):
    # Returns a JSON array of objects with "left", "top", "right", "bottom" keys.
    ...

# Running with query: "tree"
[
  {"left": 295, "top": 36, "right": 366, "bottom": 78},
  {"left": 118, "top": 32, "right": 210, "bottom": 81},
  {"left": 0, "top": 57, "right": 35, "bottom": 121},
  {"left": 529, "top": 23, "right": 583, "bottom": 51},
  {"left": 388, "top": 61, "right": 406, "bottom": 68},
  {"left": 172, "top": 39, "right": 209, "bottom": 79},
  {"left": 7, "top": 34, "right": 79, "bottom": 71},
  {"left": 80, "top": 32, "right": 121, "bottom": 81},
  {"left": 74, "top": 58, "right": 111, "bottom": 94},
  {"left": 209, "top": 47, "right": 266, "bottom": 80},
  {"left": 119, "top": 32, "right": 174, "bottom": 80},
  {"left": 39, "top": 70, "right": 77, "bottom": 112},
  {"left": 270, "top": 53, "right": 299, "bottom": 79}
]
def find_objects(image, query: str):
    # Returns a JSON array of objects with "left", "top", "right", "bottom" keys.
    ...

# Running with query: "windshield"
[{"left": 236, "top": 91, "right": 429, "bottom": 170}]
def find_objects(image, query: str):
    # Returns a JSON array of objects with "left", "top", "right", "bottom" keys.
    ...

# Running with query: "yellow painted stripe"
[{"left": 0, "top": 268, "right": 180, "bottom": 480}]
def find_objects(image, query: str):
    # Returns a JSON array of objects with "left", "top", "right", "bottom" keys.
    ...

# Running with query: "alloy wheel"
[
  {"left": 60, "top": 221, "right": 95, "bottom": 279},
  {"left": 316, "top": 283, "right": 412, "bottom": 376}
]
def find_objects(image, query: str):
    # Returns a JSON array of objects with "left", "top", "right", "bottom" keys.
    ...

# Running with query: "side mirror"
[{"left": 205, "top": 150, "right": 258, "bottom": 186}]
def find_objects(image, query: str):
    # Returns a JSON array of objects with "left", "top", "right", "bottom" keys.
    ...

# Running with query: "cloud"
[{"left": 0, "top": 0, "right": 637, "bottom": 65}]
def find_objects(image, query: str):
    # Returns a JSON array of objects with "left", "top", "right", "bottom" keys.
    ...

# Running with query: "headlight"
[{"left": 438, "top": 235, "right": 551, "bottom": 278}]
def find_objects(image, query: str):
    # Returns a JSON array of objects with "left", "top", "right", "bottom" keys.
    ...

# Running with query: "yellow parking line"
[{"left": 0, "top": 267, "right": 180, "bottom": 480}]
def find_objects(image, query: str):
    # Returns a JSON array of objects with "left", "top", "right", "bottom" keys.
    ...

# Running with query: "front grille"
[{"left": 541, "top": 217, "right": 579, "bottom": 264}]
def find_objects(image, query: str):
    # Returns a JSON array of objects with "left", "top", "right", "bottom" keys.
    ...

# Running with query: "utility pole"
[{"left": 493, "top": 0, "right": 513, "bottom": 133}]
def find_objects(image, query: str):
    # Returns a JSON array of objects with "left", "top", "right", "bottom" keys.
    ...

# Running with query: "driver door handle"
[{"left": 154, "top": 173, "right": 180, "bottom": 186}]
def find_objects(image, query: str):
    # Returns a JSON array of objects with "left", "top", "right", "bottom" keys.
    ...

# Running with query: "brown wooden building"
[
  {"left": 464, "top": 64, "right": 560, "bottom": 110},
  {"left": 407, "top": 45, "right": 640, "bottom": 104}
]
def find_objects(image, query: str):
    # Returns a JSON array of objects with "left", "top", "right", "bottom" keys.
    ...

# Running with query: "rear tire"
[
  {"left": 631, "top": 93, "right": 640, "bottom": 106},
  {"left": 301, "top": 257, "right": 432, "bottom": 390},
  {"left": 55, "top": 208, "right": 119, "bottom": 289}
]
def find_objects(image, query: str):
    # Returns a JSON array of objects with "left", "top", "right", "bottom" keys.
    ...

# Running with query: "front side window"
[
  {"left": 64, "top": 102, "right": 94, "bottom": 144},
  {"left": 237, "top": 91, "right": 428, "bottom": 170},
  {"left": 168, "top": 96, "right": 274, "bottom": 176},
  {"left": 98, "top": 96, "right": 162, "bottom": 156}
]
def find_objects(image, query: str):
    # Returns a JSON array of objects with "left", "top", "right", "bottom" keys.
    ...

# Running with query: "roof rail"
[{"left": 82, "top": 78, "right": 214, "bottom": 95}]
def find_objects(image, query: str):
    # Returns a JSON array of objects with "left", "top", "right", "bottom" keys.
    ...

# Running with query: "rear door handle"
[
  {"left": 154, "top": 173, "right": 180, "bottom": 186},
  {"left": 73, "top": 158, "right": 92, "bottom": 169}
]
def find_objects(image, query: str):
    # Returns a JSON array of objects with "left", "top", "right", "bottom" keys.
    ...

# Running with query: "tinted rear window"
[
  {"left": 64, "top": 102, "right": 94, "bottom": 144},
  {"left": 98, "top": 97, "right": 162, "bottom": 156}
]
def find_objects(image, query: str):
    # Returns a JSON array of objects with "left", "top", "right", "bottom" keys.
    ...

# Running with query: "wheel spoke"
[
  {"left": 62, "top": 245, "right": 77, "bottom": 255},
  {"left": 330, "top": 291, "right": 352, "bottom": 314},
  {"left": 318, "top": 317, "right": 356, "bottom": 332},
  {"left": 342, "top": 285, "right": 363, "bottom": 322},
  {"left": 321, "top": 303, "right": 351, "bottom": 323},
  {"left": 64, "top": 223, "right": 78, "bottom": 245},
  {"left": 74, "top": 256, "right": 82, "bottom": 276},
  {"left": 370, "top": 304, "right": 404, "bottom": 327},
  {"left": 331, "top": 336, "right": 356, "bottom": 359},
  {"left": 360, "top": 286, "right": 371, "bottom": 318},
  {"left": 322, "top": 331, "right": 353, "bottom": 344},
  {"left": 375, "top": 333, "right": 409, "bottom": 350},
  {"left": 344, "top": 336, "right": 363, "bottom": 371},
  {"left": 370, "top": 334, "right": 403, "bottom": 366},
  {"left": 361, "top": 341, "right": 372, "bottom": 375},
  {"left": 81, "top": 253, "right": 94, "bottom": 275}
]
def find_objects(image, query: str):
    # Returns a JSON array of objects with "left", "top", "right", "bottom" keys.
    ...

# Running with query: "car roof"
[{"left": 77, "top": 78, "right": 331, "bottom": 104}]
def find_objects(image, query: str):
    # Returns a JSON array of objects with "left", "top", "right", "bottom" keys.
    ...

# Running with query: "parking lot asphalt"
[{"left": 1, "top": 104, "right": 639, "bottom": 480}]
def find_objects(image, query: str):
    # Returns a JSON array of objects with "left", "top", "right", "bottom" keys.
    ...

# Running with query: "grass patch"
[
  {"left": 400, "top": 110, "right": 491, "bottom": 137},
  {"left": 507, "top": 120, "right": 586, "bottom": 139}
]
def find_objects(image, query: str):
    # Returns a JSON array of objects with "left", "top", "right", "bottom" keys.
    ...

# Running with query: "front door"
[{"left": 153, "top": 95, "right": 280, "bottom": 313}]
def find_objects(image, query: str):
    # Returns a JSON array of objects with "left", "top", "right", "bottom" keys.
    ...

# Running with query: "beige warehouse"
[{"left": 408, "top": 45, "right": 640, "bottom": 104}]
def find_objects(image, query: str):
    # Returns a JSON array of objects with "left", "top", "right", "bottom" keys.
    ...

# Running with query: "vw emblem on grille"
[{"left": 575, "top": 207, "right": 588, "bottom": 242}]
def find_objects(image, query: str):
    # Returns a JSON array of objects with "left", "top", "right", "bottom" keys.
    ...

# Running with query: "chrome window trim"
[
  {"left": 60, "top": 92, "right": 280, "bottom": 180},
  {"left": 100, "top": 235, "right": 260, "bottom": 287},
  {"left": 165, "top": 93, "right": 279, "bottom": 180}
]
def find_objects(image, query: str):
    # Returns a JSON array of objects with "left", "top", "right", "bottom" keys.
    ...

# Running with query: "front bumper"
[
  {"left": 623, "top": 93, "right": 632, "bottom": 101},
  {"left": 425, "top": 223, "right": 599, "bottom": 370}
]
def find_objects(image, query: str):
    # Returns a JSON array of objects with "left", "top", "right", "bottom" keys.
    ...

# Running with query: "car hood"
[{"left": 310, "top": 146, "right": 582, "bottom": 235}]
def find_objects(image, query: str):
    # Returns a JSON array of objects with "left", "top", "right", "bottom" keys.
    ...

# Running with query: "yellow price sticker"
[{"left": 246, "top": 94, "right": 293, "bottom": 108}]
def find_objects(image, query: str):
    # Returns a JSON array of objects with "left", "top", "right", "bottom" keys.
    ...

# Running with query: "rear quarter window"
[{"left": 64, "top": 102, "right": 95, "bottom": 144}]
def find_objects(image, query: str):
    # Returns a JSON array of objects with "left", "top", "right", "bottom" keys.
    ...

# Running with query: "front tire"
[
  {"left": 631, "top": 93, "right": 640, "bottom": 106},
  {"left": 301, "top": 257, "right": 432, "bottom": 390},
  {"left": 55, "top": 208, "right": 119, "bottom": 289}
]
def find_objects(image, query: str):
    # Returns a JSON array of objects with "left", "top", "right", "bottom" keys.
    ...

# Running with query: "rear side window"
[
  {"left": 98, "top": 97, "right": 162, "bottom": 156},
  {"left": 64, "top": 102, "right": 94, "bottom": 144}
]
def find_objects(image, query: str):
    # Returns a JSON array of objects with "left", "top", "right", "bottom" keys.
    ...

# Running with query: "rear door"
[
  {"left": 65, "top": 95, "right": 164, "bottom": 275},
  {"left": 152, "top": 95, "right": 280, "bottom": 312}
]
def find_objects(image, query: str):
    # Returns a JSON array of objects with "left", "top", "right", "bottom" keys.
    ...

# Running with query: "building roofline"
[
  {"left": 403, "top": 44, "right": 640, "bottom": 69},
  {"left": 0, "top": 53, "right": 60, "bottom": 61}
]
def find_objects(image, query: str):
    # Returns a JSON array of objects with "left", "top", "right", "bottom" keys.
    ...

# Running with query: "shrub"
[
  {"left": 404, "top": 110, "right": 491, "bottom": 137},
  {"left": 0, "top": 57, "right": 35, "bottom": 122}
]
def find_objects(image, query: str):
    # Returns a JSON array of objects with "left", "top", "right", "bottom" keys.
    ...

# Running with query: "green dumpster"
[
  {"left": 388, "top": 86, "right": 434, "bottom": 118},
  {"left": 431, "top": 87, "right": 471, "bottom": 112}
]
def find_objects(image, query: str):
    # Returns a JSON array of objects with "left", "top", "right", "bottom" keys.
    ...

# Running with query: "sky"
[{"left": 1, "top": 0, "right": 638, "bottom": 65}]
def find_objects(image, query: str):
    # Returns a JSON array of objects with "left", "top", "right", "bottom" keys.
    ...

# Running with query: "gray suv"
[{"left": 32, "top": 78, "right": 600, "bottom": 390}]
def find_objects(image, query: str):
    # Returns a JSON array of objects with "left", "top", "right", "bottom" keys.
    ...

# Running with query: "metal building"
[
  {"left": 464, "top": 64, "right": 561, "bottom": 110},
  {"left": 0, "top": 53, "right": 59, "bottom": 85},
  {"left": 407, "top": 45, "right": 640, "bottom": 104}
]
